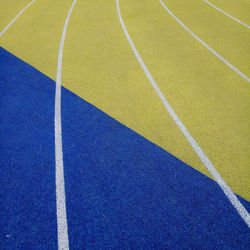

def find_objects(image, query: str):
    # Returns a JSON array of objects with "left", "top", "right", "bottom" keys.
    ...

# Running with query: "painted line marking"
[
  {"left": 0, "top": 0, "right": 37, "bottom": 38},
  {"left": 116, "top": 0, "right": 250, "bottom": 227},
  {"left": 159, "top": 0, "right": 250, "bottom": 82},
  {"left": 203, "top": 0, "right": 250, "bottom": 29},
  {"left": 55, "top": 0, "right": 77, "bottom": 249}
]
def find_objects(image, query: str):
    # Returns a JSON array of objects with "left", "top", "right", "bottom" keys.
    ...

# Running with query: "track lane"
[
  {"left": 0, "top": 0, "right": 73, "bottom": 80},
  {"left": 1, "top": 0, "right": 248, "bottom": 200},
  {"left": 119, "top": 0, "right": 250, "bottom": 200},
  {"left": 117, "top": 0, "right": 250, "bottom": 226},
  {"left": 160, "top": 0, "right": 250, "bottom": 77},
  {"left": 0, "top": 0, "right": 249, "bottom": 247},
  {"left": 203, "top": 0, "right": 249, "bottom": 28},
  {"left": 207, "top": 0, "right": 250, "bottom": 25},
  {"left": 0, "top": 0, "right": 37, "bottom": 38},
  {"left": 62, "top": 0, "right": 204, "bottom": 178},
  {"left": 0, "top": 0, "right": 30, "bottom": 32}
]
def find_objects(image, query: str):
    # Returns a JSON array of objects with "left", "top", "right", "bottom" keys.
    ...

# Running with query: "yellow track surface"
[
  {"left": 0, "top": 0, "right": 249, "bottom": 200},
  {"left": 162, "top": 0, "right": 250, "bottom": 75},
  {"left": 208, "top": 0, "right": 250, "bottom": 25},
  {"left": 0, "top": 0, "right": 30, "bottom": 31}
]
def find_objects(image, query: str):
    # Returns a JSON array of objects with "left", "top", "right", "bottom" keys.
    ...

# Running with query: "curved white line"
[
  {"left": 0, "top": 0, "right": 37, "bottom": 38},
  {"left": 55, "top": 0, "right": 77, "bottom": 249},
  {"left": 159, "top": 0, "right": 249, "bottom": 82},
  {"left": 203, "top": 0, "right": 250, "bottom": 29},
  {"left": 116, "top": 0, "right": 250, "bottom": 227}
]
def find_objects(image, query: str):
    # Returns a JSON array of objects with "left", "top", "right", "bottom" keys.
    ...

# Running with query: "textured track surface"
[
  {"left": 1, "top": 47, "right": 249, "bottom": 249},
  {"left": 0, "top": 0, "right": 249, "bottom": 248}
]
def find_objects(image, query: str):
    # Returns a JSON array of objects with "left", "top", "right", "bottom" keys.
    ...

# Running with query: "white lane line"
[
  {"left": 0, "top": 0, "right": 37, "bottom": 38},
  {"left": 116, "top": 0, "right": 250, "bottom": 227},
  {"left": 159, "top": 0, "right": 250, "bottom": 82},
  {"left": 55, "top": 0, "right": 77, "bottom": 249},
  {"left": 203, "top": 0, "right": 250, "bottom": 29}
]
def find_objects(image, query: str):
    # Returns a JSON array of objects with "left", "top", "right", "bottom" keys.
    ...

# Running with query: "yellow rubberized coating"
[
  {"left": 208, "top": 0, "right": 250, "bottom": 25},
  {"left": 0, "top": 0, "right": 249, "bottom": 200},
  {"left": 161, "top": 0, "right": 250, "bottom": 76},
  {"left": 0, "top": 0, "right": 30, "bottom": 32},
  {"left": 0, "top": 0, "right": 72, "bottom": 79},
  {"left": 62, "top": 0, "right": 203, "bottom": 178},
  {"left": 119, "top": 0, "right": 250, "bottom": 199}
]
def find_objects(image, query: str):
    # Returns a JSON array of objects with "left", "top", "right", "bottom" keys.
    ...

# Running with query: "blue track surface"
[
  {"left": 0, "top": 47, "right": 249, "bottom": 249},
  {"left": 0, "top": 47, "right": 57, "bottom": 249}
]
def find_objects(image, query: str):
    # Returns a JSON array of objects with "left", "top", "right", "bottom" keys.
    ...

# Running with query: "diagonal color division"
[{"left": 116, "top": 0, "right": 250, "bottom": 227}]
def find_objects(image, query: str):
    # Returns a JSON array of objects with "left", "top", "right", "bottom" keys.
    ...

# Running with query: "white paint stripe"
[
  {"left": 203, "top": 0, "right": 250, "bottom": 29},
  {"left": 0, "top": 0, "right": 37, "bottom": 38},
  {"left": 55, "top": 0, "right": 77, "bottom": 249},
  {"left": 159, "top": 0, "right": 250, "bottom": 82},
  {"left": 116, "top": 0, "right": 250, "bottom": 227}
]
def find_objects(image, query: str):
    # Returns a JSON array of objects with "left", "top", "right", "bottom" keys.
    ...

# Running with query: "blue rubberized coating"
[
  {"left": 0, "top": 47, "right": 57, "bottom": 250},
  {"left": 0, "top": 47, "right": 249, "bottom": 249},
  {"left": 61, "top": 70, "right": 250, "bottom": 247}
]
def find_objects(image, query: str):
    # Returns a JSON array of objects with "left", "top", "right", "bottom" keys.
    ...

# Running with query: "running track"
[{"left": 0, "top": 0, "right": 250, "bottom": 249}]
